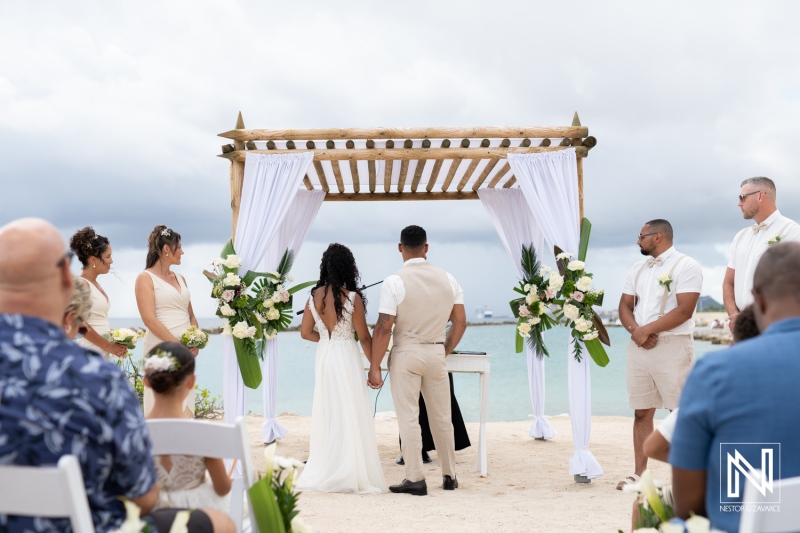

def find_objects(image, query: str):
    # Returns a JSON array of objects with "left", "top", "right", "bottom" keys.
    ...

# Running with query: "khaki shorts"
[{"left": 626, "top": 335, "right": 694, "bottom": 410}]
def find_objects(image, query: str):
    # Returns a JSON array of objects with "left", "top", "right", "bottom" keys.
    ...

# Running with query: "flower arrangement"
[
  {"left": 510, "top": 219, "right": 610, "bottom": 366},
  {"left": 103, "top": 328, "right": 144, "bottom": 356},
  {"left": 249, "top": 443, "right": 312, "bottom": 533},
  {"left": 119, "top": 497, "right": 189, "bottom": 533},
  {"left": 180, "top": 325, "right": 209, "bottom": 349},
  {"left": 657, "top": 273, "right": 673, "bottom": 291},
  {"left": 767, "top": 235, "right": 782, "bottom": 246},
  {"left": 143, "top": 348, "right": 181, "bottom": 374},
  {"left": 204, "top": 240, "right": 315, "bottom": 388}
]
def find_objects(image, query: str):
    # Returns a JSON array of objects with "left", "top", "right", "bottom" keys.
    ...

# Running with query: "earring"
[
  {"left": 92, "top": 264, "right": 96, "bottom": 269},
  {"left": 166, "top": 253, "right": 169, "bottom": 257},
  {"left": 65, "top": 325, "right": 72, "bottom": 334}
]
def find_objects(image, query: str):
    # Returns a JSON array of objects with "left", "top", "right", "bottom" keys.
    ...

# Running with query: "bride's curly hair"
[{"left": 311, "top": 243, "right": 366, "bottom": 321}]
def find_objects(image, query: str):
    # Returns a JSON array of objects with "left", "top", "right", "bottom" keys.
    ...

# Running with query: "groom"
[{"left": 369, "top": 225, "right": 467, "bottom": 496}]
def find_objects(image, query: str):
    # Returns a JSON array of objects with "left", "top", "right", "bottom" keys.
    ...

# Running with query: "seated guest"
[
  {"left": 670, "top": 242, "right": 800, "bottom": 532},
  {"left": 732, "top": 304, "right": 759, "bottom": 344},
  {"left": 62, "top": 275, "right": 92, "bottom": 340},
  {"left": 0, "top": 218, "right": 231, "bottom": 533},
  {"left": 145, "top": 342, "right": 232, "bottom": 512}
]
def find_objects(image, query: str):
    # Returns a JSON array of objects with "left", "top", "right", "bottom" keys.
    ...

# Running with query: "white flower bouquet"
[
  {"left": 510, "top": 244, "right": 560, "bottom": 357},
  {"left": 180, "top": 325, "right": 209, "bottom": 350},
  {"left": 249, "top": 443, "right": 312, "bottom": 533},
  {"left": 103, "top": 327, "right": 144, "bottom": 357},
  {"left": 203, "top": 241, "right": 315, "bottom": 389}
]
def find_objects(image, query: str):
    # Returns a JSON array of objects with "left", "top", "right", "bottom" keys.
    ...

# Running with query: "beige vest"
[{"left": 393, "top": 261, "right": 455, "bottom": 346}]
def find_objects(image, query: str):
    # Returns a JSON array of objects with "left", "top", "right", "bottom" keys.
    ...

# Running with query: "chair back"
[
  {"left": 146, "top": 416, "right": 256, "bottom": 533},
  {"left": 0, "top": 455, "right": 95, "bottom": 532},
  {"left": 739, "top": 474, "right": 800, "bottom": 533}
]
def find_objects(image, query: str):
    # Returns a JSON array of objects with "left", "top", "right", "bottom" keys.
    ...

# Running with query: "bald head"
[
  {"left": 0, "top": 218, "right": 73, "bottom": 324},
  {"left": 751, "top": 242, "right": 800, "bottom": 330}
]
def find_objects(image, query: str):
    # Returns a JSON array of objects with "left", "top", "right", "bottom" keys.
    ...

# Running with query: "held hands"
[
  {"left": 110, "top": 342, "right": 128, "bottom": 359},
  {"left": 631, "top": 325, "right": 658, "bottom": 349},
  {"left": 367, "top": 368, "right": 383, "bottom": 389}
]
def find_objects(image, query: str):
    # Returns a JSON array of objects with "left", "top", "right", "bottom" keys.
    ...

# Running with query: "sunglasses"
[
  {"left": 57, "top": 250, "right": 75, "bottom": 268},
  {"left": 738, "top": 190, "right": 761, "bottom": 202},
  {"left": 637, "top": 232, "right": 660, "bottom": 240}
]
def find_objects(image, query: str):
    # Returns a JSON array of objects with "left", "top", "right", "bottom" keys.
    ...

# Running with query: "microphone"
[{"left": 295, "top": 280, "right": 384, "bottom": 315}]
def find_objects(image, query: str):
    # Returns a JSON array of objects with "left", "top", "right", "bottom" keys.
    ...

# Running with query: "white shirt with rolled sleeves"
[
  {"left": 378, "top": 258, "right": 465, "bottom": 316},
  {"left": 728, "top": 210, "right": 800, "bottom": 310},
  {"left": 622, "top": 247, "right": 703, "bottom": 336}
]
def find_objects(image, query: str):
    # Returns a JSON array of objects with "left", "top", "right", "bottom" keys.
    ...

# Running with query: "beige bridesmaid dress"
[
  {"left": 75, "top": 279, "right": 111, "bottom": 357},
  {"left": 142, "top": 271, "right": 195, "bottom": 417}
]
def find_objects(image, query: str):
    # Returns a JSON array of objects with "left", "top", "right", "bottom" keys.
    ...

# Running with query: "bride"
[{"left": 296, "top": 243, "right": 387, "bottom": 494}]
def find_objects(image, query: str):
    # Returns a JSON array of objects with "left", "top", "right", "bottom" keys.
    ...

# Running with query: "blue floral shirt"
[{"left": 0, "top": 314, "right": 157, "bottom": 532}]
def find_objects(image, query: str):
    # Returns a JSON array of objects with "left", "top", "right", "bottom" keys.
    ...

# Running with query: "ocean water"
[{"left": 110, "top": 319, "right": 721, "bottom": 423}]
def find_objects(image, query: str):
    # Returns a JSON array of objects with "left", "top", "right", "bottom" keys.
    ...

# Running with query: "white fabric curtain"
[
  {"left": 223, "top": 153, "right": 314, "bottom": 442},
  {"left": 508, "top": 148, "right": 603, "bottom": 479},
  {"left": 477, "top": 188, "right": 555, "bottom": 440},
  {"left": 260, "top": 189, "right": 326, "bottom": 443}
]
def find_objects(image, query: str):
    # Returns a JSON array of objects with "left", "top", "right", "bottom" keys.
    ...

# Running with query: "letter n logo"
[{"left": 720, "top": 443, "right": 781, "bottom": 504}]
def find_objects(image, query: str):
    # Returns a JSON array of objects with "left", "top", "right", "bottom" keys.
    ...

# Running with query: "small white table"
[{"left": 363, "top": 353, "right": 491, "bottom": 477}]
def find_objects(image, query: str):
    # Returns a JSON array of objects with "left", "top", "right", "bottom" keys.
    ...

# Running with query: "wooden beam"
[
  {"left": 411, "top": 159, "right": 427, "bottom": 192},
  {"left": 346, "top": 140, "right": 360, "bottom": 193},
  {"left": 572, "top": 112, "right": 584, "bottom": 223},
  {"left": 441, "top": 158, "right": 463, "bottom": 192},
  {"left": 303, "top": 175, "right": 313, "bottom": 190},
  {"left": 230, "top": 112, "right": 246, "bottom": 241},
  {"left": 220, "top": 145, "right": 588, "bottom": 162},
  {"left": 471, "top": 159, "right": 499, "bottom": 191},
  {"left": 324, "top": 191, "right": 479, "bottom": 202},
  {"left": 502, "top": 176, "right": 517, "bottom": 188},
  {"left": 487, "top": 163, "right": 510, "bottom": 188},
  {"left": 383, "top": 140, "right": 394, "bottom": 193},
  {"left": 456, "top": 159, "right": 481, "bottom": 192},
  {"left": 397, "top": 160, "right": 410, "bottom": 192},
  {"left": 425, "top": 140, "right": 449, "bottom": 192},
  {"left": 366, "top": 139, "right": 376, "bottom": 193},
  {"left": 219, "top": 126, "right": 590, "bottom": 142},
  {"left": 331, "top": 160, "right": 345, "bottom": 193},
  {"left": 306, "top": 141, "right": 329, "bottom": 192}
]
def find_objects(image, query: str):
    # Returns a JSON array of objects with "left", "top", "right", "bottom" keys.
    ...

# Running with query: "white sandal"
[{"left": 616, "top": 473, "right": 641, "bottom": 491}]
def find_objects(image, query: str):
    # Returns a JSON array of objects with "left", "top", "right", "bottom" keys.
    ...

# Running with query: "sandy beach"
[{"left": 245, "top": 413, "right": 670, "bottom": 533}]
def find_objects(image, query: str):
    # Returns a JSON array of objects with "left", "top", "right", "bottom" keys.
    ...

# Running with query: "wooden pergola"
[{"left": 220, "top": 113, "right": 596, "bottom": 237}]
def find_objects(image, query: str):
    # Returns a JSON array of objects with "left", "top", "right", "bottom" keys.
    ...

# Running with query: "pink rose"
[
  {"left": 571, "top": 291, "right": 584, "bottom": 303},
  {"left": 519, "top": 304, "right": 530, "bottom": 317},
  {"left": 545, "top": 287, "right": 557, "bottom": 300},
  {"left": 222, "top": 290, "right": 235, "bottom": 302}
]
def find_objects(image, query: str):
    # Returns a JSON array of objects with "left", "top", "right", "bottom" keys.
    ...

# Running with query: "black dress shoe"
[
  {"left": 396, "top": 455, "right": 404, "bottom": 465},
  {"left": 443, "top": 475, "right": 458, "bottom": 490},
  {"left": 389, "top": 479, "right": 428, "bottom": 496},
  {"left": 422, "top": 450, "right": 432, "bottom": 464}
]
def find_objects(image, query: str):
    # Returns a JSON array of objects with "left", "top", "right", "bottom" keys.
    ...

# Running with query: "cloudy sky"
[{"left": 2, "top": 1, "right": 799, "bottom": 321}]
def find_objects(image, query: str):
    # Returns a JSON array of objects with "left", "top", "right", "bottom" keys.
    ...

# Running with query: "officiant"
[{"left": 397, "top": 373, "right": 471, "bottom": 465}]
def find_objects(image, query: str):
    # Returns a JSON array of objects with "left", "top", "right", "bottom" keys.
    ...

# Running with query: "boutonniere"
[
  {"left": 657, "top": 273, "right": 673, "bottom": 291},
  {"left": 767, "top": 235, "right": 782, "bottom": 247}
]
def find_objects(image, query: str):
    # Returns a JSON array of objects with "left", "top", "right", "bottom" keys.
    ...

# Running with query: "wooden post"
[
  {"left": 571, "top": 112, "right": 585, "bottom": 222},
  {"left": 230, "top": 112, "right": 246, "bottom": 242}
]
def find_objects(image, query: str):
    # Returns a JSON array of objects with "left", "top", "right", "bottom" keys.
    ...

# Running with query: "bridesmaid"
[
  {"left": 69, "top": 227, "right": 128, "bottom": 359},
  {"left": 135, "top": 224, "right": 199, "bottom": 417}
]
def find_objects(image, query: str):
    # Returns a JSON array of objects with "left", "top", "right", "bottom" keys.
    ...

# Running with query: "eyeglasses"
[
  {"left": 637, "top": 232, "right": 659, "bottom": 240},
  {"left": 56, "top": 250, "right": 75, "bottom": 268},
  {"left": 738, "top": 191, "right": 761, "bottom": 202}
]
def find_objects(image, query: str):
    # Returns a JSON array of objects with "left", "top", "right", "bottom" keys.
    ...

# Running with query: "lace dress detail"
[
  {"left": 308, "top": 291, "right": 356, "bottom": 342},
  {"left": 153, "top": 455, "right": 229, "bottom": 512},
  {"left": 296, "top": 291, "right": 387, "bottom": 494}
]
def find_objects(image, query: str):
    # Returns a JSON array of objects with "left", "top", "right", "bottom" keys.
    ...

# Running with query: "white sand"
[{"left": 245, "top": 414, "right": 671, "bottom": 533}]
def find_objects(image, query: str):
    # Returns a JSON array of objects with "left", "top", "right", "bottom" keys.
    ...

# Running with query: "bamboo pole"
[
  {"left": 486, "top": 163, "right": 510, "bottom": 188},
  {"left": 219, "top": 145, "right": 588, "bottom": 162},
  {"left": 303, "top": 175, "right": 313, "bottom": 190},
  {"left": 367, "top": 139, "right": 376, "bottom": 193},
  {"left": 471, "top": 159, "right": 499, "bottom": 191},
  {"left": 305, "top": 141, "right": 330, "bottom": 193},
  {"left": 324, "top": 191, "right": 479, "bottom": 202},
  {"left": 219, "top": 126, "right": 589, "bottom": 142},
  {"left": 346, "top": 140, "right": 360, "bottom": 193},
  {"left": 230, "top": 112, "right": 246, "bottom": 241},
  {"left": 502, "top": 176, "right": 517, "bottom": 188},
  {"left": 410, "top": 139, "right": 430, "bottom": 192},
  {"left": 331, "top": 161, "right": 345, "bottom": 193},
  {"left": 441, "top": 159, "right": 463, "bottom": 192},
  {"left": 571, "top": 112, "right": 585, "bottom": 222},
  {"left": 456, "top": 159, "right": 481, "bottom": 192},
  {"left": 425, "top": 140, "right": 449, "bottom": 192}
]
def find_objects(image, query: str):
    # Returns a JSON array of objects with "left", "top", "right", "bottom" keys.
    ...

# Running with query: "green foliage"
[
  {"left": 634, "top": 499, "right": 675, "bottom": 529},
  {"left": 578, "top": 218, "right": 592, "bottom": 262},
  {"left": 277, "top": 249, "right": 295, "bottom": 278},
  {"left": 232, "top": 336, "right": 263, "bottom": 388},
  {"left": 194, "top": 386, "right": 223, "bottom": 420},
  {"left": 117, "top": 356, "right": 145, "bottom": 407}
]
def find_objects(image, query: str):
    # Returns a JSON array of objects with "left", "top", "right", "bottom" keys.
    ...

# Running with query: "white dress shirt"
[
  {"left": 378, "top": 258, "right": 464, "bottom": 316},
  {"left": 728, "top": 210, "right": 800, "bottom": 310},
  {"left": 622, "top": 247, "right": 703, "bottom": 335}
]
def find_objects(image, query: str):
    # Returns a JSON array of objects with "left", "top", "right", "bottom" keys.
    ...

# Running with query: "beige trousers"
[
  {"left": 626, "top": 335, "right": 694, "bottom": 410},
  {"left": 389, "top": 344, "right": 456, "bottom": 482}
]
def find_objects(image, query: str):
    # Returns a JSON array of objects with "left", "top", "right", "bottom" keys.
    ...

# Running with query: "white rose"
[
  {"left": 539, "top": 265, "right": 552, "bottom": 276},
  {"left": 657, "top": 273, "right": 670, "bottom": 283},
  {"left": 549, "top": 274, "right": 564, "bottom": 291},
  {"left": 266, "top": 308, "right": 281, "bottom": 321},
  {"left": 212, "top": 258, "right": 223, "bottom": 266},
  {"left": 219, "top": 303, "right": 236, "bottom": 317},
  {"left": 271, "top": 291, "right": 282, "bottom": 303},
  {"left": 264, "top": 299, "right": 275, "bottom": 308},
  {"left": 574, "top": 317, "right": 592, "bottom": 333},
  {"left": 290, "top": 516, "right": 313, "bottom": 533},
  {"left": 223, "top": 272, "right": 241, "bottom": 287},
  {"left": 281, "top": 290, "right": 290, "bottom": 303},
  {"left": 562, "top": 303, "right": 580, "bottom": 321},
  {"left": 525, "top": 293, "right": 536, "bottom": 305},
  {"left": 232, "top": 321, "right": 256, "bottom": 339},
  {"left": 523, "top": 283, "right": 531, "bottom": 292},
  {"left": 223, "top": 254, "right": 242, "bottom": 269},
  {"left": 684, "top": 515, "right": 712, "bottom": 533},
  {"left": 221, "top": 322, "right": 232, "bottom": 336},
  {"left": 286, "top": 274, "right": 295, "bottom": 283},
  {"left": 527, "top": 316, "right": 541, "bottom": 325},
  {"left": 517, "top": 322, "right": 532, "bottom": 337},
  {"left": 567, "top": 260, "right": 585, "bottom": 272},
  {"left": 255, "top": 313, "right": 267, "bottom": 324},
  {"left": 265, "top": 328, "right": 278, "bottom": 340},
  {"left": 576, "top": 276, "right": 593, "bottom": 292},
  {"left": 555, "top": 251, "right": 573, "bottom": 260}
]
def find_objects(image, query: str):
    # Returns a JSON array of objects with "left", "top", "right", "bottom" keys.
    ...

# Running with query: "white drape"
[
  {"left": 508, "top": 148, "right": 603, "bottom": 479},
  {"left": 477, "top": 188, "right": 555, "bottom": 440},
  {"left": 223, "top": 153, "right": 314, "bottom": 442},
  {"left": 260, "top": 189, "right": 326, "bottom": 442}
]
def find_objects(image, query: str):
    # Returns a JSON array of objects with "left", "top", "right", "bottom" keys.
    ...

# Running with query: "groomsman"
[
  {"left": 722, "top": 177, "right": 800, "bottom": 332},
  {"left": 617, "top": 219, "right": 703, "bottom": 491}
]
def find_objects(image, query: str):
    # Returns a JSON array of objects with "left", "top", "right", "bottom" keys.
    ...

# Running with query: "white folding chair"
[
  {"left": 739, "top": 474, "right": 800, "bottom": 533},
  {"left": 146, "top": 416, "right": 257, "bottom": 533},
  {"left": 0, "top": 454, "right": 94, "bottom": 532}
]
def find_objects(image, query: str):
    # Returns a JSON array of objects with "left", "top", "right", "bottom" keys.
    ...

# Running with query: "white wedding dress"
[{"left": 295, "top": 292, "right": 387, "bottom": 494}]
